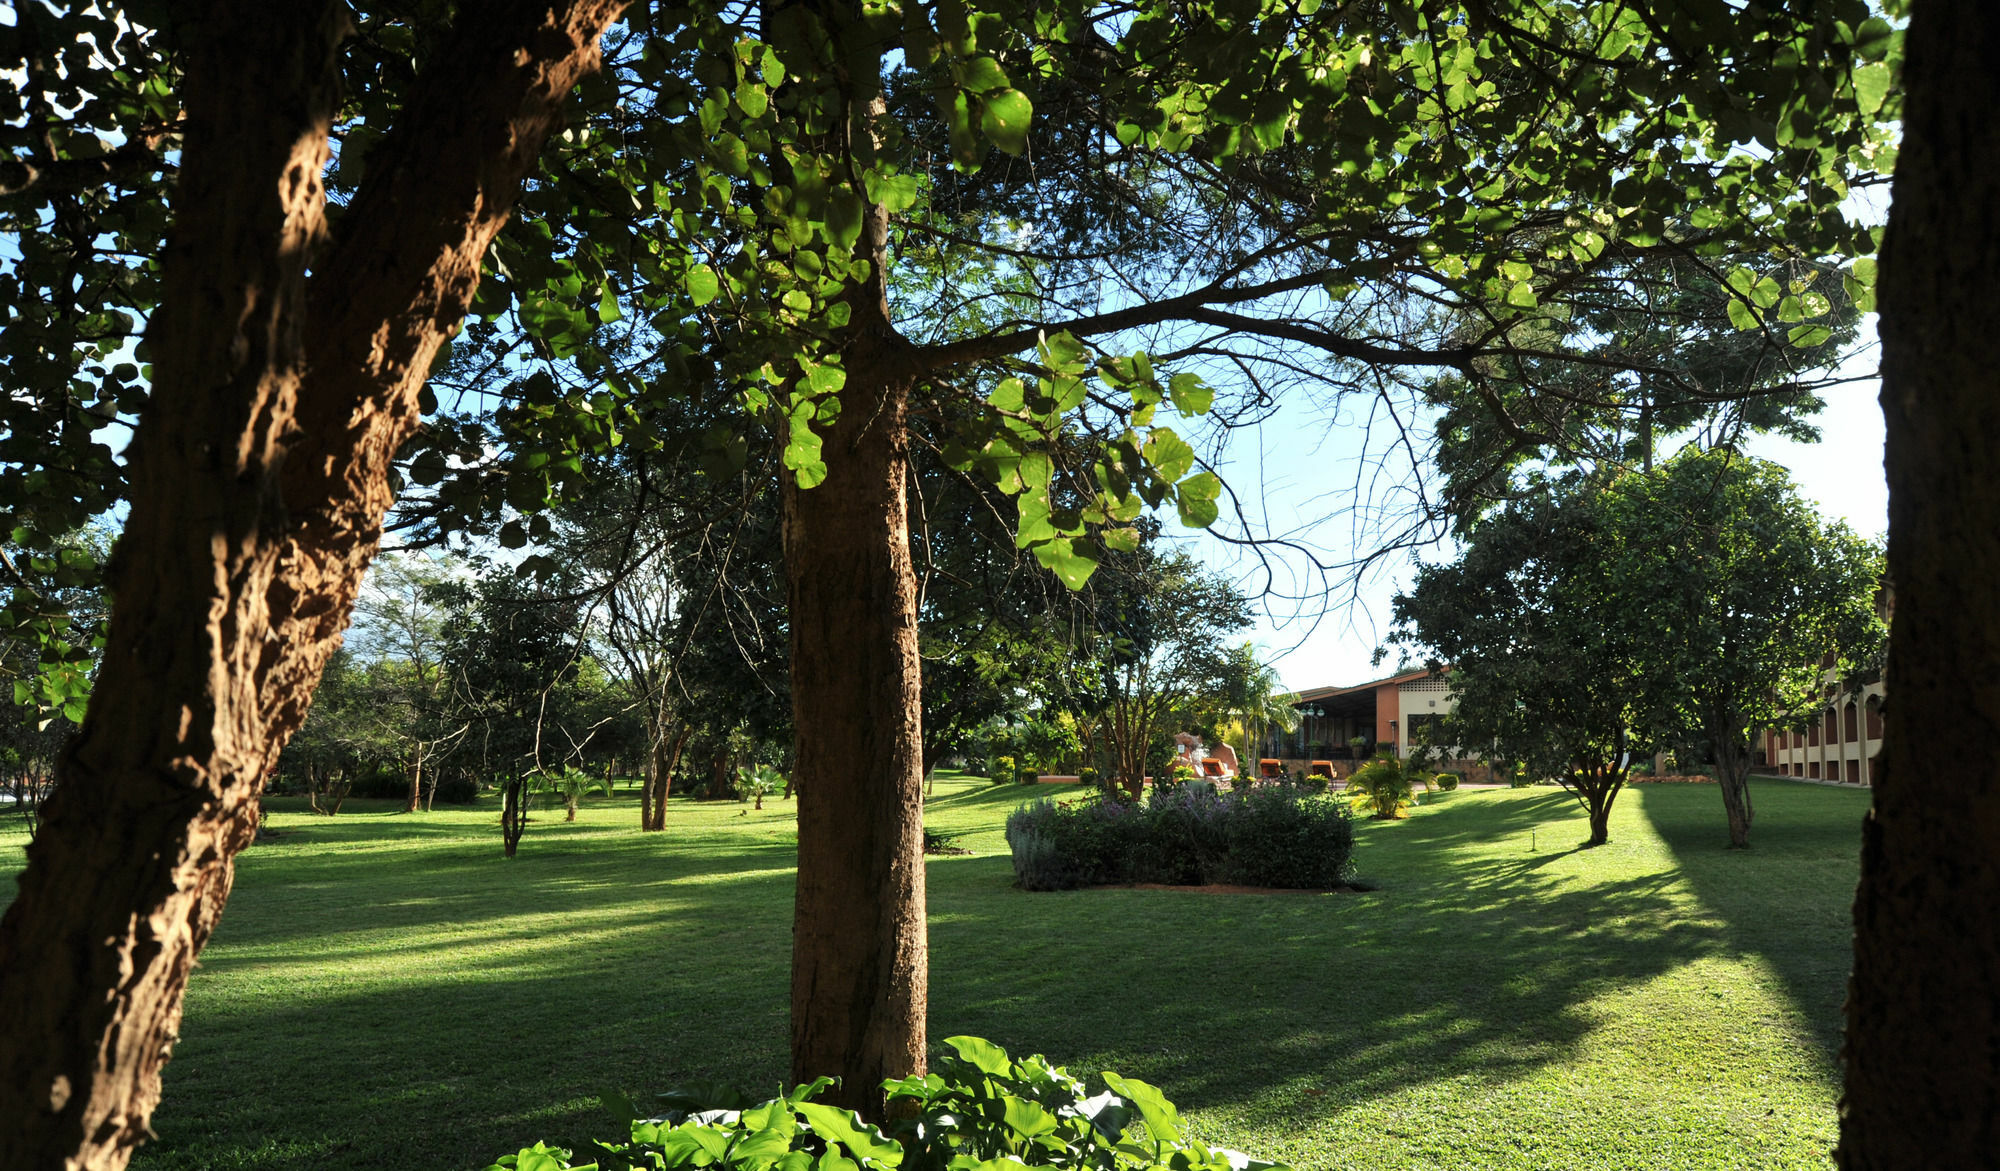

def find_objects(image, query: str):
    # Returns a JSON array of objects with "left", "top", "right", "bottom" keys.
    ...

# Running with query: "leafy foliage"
[
  {"left": 1005, "top": 783, "right": 1354, "bottom": 891},
  {"left": 490, "top": 1036, "right": 1280, "bottom": 1171},
  {"left": 1344, "top": 755, "right": 1420, "bottom": 821}
]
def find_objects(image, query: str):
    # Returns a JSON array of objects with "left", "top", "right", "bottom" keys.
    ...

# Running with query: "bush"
[
  {"left": 487, "top": 1036, "right": 1280, "bottom": 1171},
  {"left": 1435, "top": 771, "right": 1461, "bottom": 791},
  {"left": 991, "top": 755, "right": 1016, "bottom": 785},
  {"left": 1017, "top": 764, "right": 1040, "bottom": 785},
  {"left": 1346, "top": 755, "right": 1417, "bottom": 819},
  {"left": 432, "top": 773, "right": 480, "bottom": 805},
  {"left": 347, "top": 767, "right": 408, "bottom": 801},
  {"left": 1220, "top": 785, "right": 1357, "bottom": 888},
  {"left": 1077, "top": 765, "right": 1099, "bottom": 790},
  {"left": 1004, "top": 784, "right": 1355, "bottom": 891}
]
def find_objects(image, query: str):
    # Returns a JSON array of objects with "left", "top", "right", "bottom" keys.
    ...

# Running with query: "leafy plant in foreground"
[{"left": 487, "top": 1037, "right": 1282, "bottom": 1171}]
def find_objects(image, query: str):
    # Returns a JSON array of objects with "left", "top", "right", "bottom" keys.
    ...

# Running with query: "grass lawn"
[{"left": 0, "top": 775, "right": 1870, "bottom": 1170}]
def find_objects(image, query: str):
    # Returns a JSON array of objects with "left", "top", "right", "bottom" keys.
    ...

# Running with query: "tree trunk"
[
  {"left": 501, "top": 777, "right": 526, "bottom": 858},
  {"left": 1839, "top": 3, "right": 2000, "bottom": 1162},
  {"left": 1713, "top": 732, "right": 1753, "bottom": 849},
  {"left": 0, "top": 6, "right": 625, "bottom": 1168},
  {"left": 404, "top": 751, "right": 422, "bottom": 814},
  {"left": 783, "top": 343, "right": 928, "bottom": 1118}
]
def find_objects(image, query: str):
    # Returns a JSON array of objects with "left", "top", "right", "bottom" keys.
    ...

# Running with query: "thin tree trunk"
[
  {"left": 0, "top": 6, "right": 625, "bottom": 1168},
  {"left": 1840, "top": 3, "right": 2000, "bottom": 1161},
  {"left": 783, "top": 341, "right": 928, "bottom": 1117},
  {"left": 501, "top": 777, "right": 526, "bottom": 858},
  {"left": 404, "top": 752, "right": 422, "bottom": 814}
]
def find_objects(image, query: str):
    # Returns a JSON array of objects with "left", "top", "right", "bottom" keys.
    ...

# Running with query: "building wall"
[
  {"left": 1761, "top": 675, "right": 1885, "bottom": 785},
  {"left": 1394, "top": 676, "right": 1458, "bottom": 759}
]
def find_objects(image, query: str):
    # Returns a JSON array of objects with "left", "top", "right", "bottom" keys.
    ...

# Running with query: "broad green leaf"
[
  {"left": 945, "top": 1035, "right": 1013, "bottom": 1076},
  {"left": 989, "top": 377, "right": 1026, "bottom": 412},
  {"left": 687, "top": 264, "right": 721, "bottom": 307},
  {"left": 1032, "top": 537, "right": 1098, "bottom": 589},
  {"left": 955, "top": 55, "right": 1010, "bottom": 93},
  {"left": 1787, "top": 323, "right": 1833, "bottom": 348},
  {"left": 979, "top": 89, "right": 1033, "bottom": 155},
  {"left": 1168, "top": 372, "right": 1213, "bottom": 416},
  {"left": 731, "top": 1129, "right": 793, "bottom": 1163},
  {"left": 807, "top": 363, "right": 846, "bottom": 395},
  {"left": 1504, "top": 281, "right": 1537, "bottom": 309},
  {"left": 1143, "top": 427, "right": 1195, "bottom": 482},
  {"left": 737, "top": 80, "right": 769, "bottom": 119},
  {"left": 1101, "top": 526, "right": 1140, "bottom": 552},
  {"left": 1101, "top": 1073, "right": 1181, "bottom": 1145},
  {"left": 1726, "top": 298, "right": 1758, "bottom": 331},
  {"left": 1852, "top": 62, "right": 1891, "bottom": 116},
  {"left": 1177, "top": 488, "right": 1219, "bottom": 528},
  {"left": 794, "top": 1103, "right": 902, "bottom": 1166},
  {"left": 1002, "top": 1096, "right": 1058, "bottom": 1138},
  {"left": 598, "top": 284, "right": 622, "bottom": 323}
]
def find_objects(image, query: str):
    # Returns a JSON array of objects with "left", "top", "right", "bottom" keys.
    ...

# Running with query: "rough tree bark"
[
  {"left": 0, "top": 4, "right": 626, "bottom": 1168},
  {"left": 1710, "top": 735, "right": 1754, "bottom": 849},
  {"left": 783, "top": 341, "right": 929, "bottom": 1116},
  {"left": 1838, "top": 1, "right": 2000, "bottom": 1163}
]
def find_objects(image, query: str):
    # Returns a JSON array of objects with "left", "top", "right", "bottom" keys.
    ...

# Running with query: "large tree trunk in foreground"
[
  {"left": 784, "top": 346, "right": 928, "bottom": 1119},
  {"left": 1839, "top": 3, "right": 2000, "bottom": 1163},
  {"left": 0, "top": 5, "right": 624, "bottom": 1168}
]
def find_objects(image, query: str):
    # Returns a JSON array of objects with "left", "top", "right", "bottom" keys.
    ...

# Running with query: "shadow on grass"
[
  {"left": 925, "top": 788, "right": 1724, "bottom": 1122},
  {"left": 1634, "top": 780, "right": 1868, "bottom": 1056}
]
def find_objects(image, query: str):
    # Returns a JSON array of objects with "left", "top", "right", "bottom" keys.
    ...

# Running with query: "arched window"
[
  {"left": 1844, "top": 702, "right": 1860, "bottom": 743},
  {"left": 1866, "top": 695, "right": 1884, "bottom": 740}
]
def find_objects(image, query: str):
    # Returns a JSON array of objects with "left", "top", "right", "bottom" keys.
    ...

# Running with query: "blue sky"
[{"left": 1175, "top": 324, "right": 1890, "bottom": 693}]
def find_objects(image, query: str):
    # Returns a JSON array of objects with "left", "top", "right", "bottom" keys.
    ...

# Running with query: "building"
[
  {"left": 1266, "top": 667, "right": 1466, "bottom": 775},
  {"left": 1759, "top": 672, "right": 1884, "bottom": 786}
]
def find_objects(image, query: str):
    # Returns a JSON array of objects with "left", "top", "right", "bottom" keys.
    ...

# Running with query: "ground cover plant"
[{"left": 0, "top": 773, "right": 1868, "bottom": 1170}]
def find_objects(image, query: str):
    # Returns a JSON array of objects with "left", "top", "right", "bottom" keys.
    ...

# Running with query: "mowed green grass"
[{"left": 0, "top": 776, "right": 1870, "bottom": 1171}]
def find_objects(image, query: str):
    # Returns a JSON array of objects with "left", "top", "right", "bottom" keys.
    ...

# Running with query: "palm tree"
[{"left": 1219, "top": 644, "right": 1301, "bottom": 777}]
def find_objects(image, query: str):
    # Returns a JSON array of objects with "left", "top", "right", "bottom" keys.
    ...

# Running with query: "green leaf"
[
  {"left": 1726, "top": 298, "right": 1758, "bottom": 331},
  {"left": 1852, "top": 62, "right": 1892, "bottom": 116},
  {"left": 1168, "top": 373, "right": 1213, "bottom": 416},
  {"left": 955, "top": 55, "right": 1010, "bottom": 93},
  {"left": 1101, "top": 526, "right": 1140, "bottom": 553},
  {"left": 793, "top": 1103, "right": 902, "bottom": 1166},
  {"left": 737, "top": 80, "right": 769, "bottom": 119},
  {"left": 807, "top": 363, "right": 846, "bottom": 395},
  {"left": 1143, "top": 428, "right": 1195, "bottom": 482},
  {"left": 598, "top": 284, "right": 622, "bottom": 323},
  {"left": 1001, "top": 1096, "right": 1058, "bottom": 1138},
  {"left": 1101, "top": 1072, "right": 1181, "bottom": 1145},
  {"left": 1786, "top": 323, "right": 1832, "bottom": 348},
  {"left": 826, "top": 190, "right": 865, "bottom": 253},
  {"left": 979, "top": 89, "right": 1033, "bottom": 156},
  {"left": 944, "top": 1035, "right": 1013, "bottom": 1076},
  {"left": 1177, "top": 489, "right": 1219, "bottom": 529},
  {"left": 1504, "top": 281, "right": 1537, "bottom": 309},
  {"left": 687, "top": 264, "right": 721, "bottom": 307},
  {"left": 1032, "top": 537, "right": 1098, "bottom": 589},
  {"left": 989, "top": 377, "right": 1026, "bottom": 412}
]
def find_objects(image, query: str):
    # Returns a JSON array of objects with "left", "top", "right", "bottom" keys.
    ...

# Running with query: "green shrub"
[
  {"left": 991, "top": 755, "right": 1016, "bottom": 785},
  {"left": 1220, "top": 785, "right": 1357, "bottom": 888},
  {"left": 1017, "top": 764, "right": 1040, "bottom": 785},
  {"left": 1077, "top": 765, "right": 1099, "bottom": 790},
  {"left": 347, "top": 768, "right": 407, "bottom": 801},
  {"left": 1004, "top": 784, "right": 1355, "bottom": 891},
  {"left": 432, "top": 773, "right": 480, "bottom": 805},
  {"left": 1435, "top": 771, "right": 1461, "bottom": 791},
  {"left": 1347, "top": 755, "right": 1417, "bottom": 819},
  {"left": 487, "top": 1036, "right": 1283, "bottom": 1171}
]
